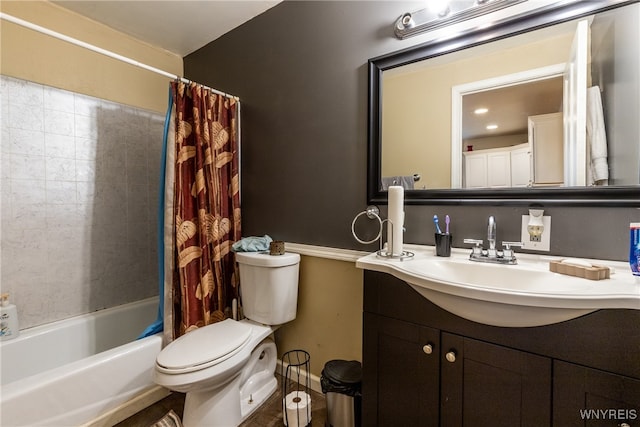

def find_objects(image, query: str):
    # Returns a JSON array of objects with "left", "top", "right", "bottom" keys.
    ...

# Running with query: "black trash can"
[{"left": 320, "top": 360, "right": 362, "bottom": 427}]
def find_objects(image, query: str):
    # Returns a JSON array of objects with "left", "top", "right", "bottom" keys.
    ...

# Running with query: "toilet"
[{"left": 154, "top": 252, "right": 301, "bottom": 427}]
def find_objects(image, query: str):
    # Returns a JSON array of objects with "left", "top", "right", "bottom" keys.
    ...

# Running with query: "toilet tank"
[{"left": 235, "top": 252, "right": 300, "bottom": 325}]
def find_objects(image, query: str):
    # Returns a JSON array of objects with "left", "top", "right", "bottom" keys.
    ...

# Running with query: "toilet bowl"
[{"left": 154, "top": 252, "right": 300, "bottom": 427}]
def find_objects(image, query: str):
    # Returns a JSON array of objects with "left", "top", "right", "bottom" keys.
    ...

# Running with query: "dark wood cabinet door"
[
  {"left": 553, "top": 360, "right": 640, "bottom": 426},
  {"left": 362, "top": 313, "right": 440, "bottom": 426},
  {"left": 440, "top": 332, "right": 552, "bottom": 427}
]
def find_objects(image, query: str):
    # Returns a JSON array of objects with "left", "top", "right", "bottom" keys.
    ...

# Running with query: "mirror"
[{"left": 368, "top": 0, "right": 639, "bottom": 206}]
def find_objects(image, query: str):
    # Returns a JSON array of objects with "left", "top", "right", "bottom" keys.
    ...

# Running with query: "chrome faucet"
[
  {"left": 487, "top": 215, "right": 497, "bottom": 258},
  {"left": 463, "top": 215, "right": 523, "bottom": 265}
]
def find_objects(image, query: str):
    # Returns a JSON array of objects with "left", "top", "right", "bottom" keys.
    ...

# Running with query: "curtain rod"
[{"left": 0, "top": 12, "right": 240, "bottom": 101}]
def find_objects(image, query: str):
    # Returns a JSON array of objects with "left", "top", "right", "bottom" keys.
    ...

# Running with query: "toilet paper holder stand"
[{"left": 281, "top": 349, "right": 312, "bottom": 427}]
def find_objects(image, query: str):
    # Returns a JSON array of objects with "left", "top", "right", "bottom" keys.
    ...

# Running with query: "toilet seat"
[{"left": 156, "top": 319, "right": 252, "bottom": 375}]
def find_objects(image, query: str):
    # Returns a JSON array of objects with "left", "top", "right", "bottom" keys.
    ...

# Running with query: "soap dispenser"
[{"left": 0, "top": 293, "right": 19, "bottom": 341}]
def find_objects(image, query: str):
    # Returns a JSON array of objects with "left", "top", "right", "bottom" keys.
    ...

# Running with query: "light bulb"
[{"left": 428, "top": 0, "right": 451, "bottom": 17}]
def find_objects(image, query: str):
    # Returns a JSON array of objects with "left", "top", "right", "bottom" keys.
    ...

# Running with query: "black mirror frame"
[{"left": 368, "top": 0, "right": 640, "bottom": 207}]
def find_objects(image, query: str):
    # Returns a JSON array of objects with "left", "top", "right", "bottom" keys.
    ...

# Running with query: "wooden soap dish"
[{"left": 549, "top": 260, "right": 610, "bottom": 280}]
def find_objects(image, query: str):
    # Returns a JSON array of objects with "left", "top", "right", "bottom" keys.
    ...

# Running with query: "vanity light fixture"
[
  {"left": 429, "top": 0, "right": 452, "bottom": 18},
  {"left": 394, "top": 0, "right": 527, "bottom": 39},
  {"left": 474, "top": 107, "right": 489, "bottom": 114}
]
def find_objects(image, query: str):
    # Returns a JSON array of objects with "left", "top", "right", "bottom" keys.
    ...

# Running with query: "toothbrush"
[
  {"left": 445, "top": 215, "right": 450, "bottom": 234},
  {"left": 433, "top": 215, "right": 442, "bottom": 234}
]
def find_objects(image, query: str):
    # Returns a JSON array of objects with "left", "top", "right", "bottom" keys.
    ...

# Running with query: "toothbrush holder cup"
[{"left": 435, "top": 233, "right": 452, "bottom": 257}]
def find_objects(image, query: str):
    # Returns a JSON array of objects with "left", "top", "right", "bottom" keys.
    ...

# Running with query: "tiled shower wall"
[{"left": 1, "top": 76, "right": 164, "bottom": 329}]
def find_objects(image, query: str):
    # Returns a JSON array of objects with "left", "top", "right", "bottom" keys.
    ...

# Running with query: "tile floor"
[{"left": 116, "top": 375, "right": 327, "bottom": 427}]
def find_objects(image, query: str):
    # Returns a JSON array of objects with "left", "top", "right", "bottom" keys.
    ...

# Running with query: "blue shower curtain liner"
[{"left": 139, "top": 86, "right": 173, "bottom": 339}]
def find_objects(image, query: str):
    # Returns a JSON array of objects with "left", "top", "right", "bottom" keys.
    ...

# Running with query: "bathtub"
[{"left": 0, "top": 297, "right": 167, "bottom": 427}]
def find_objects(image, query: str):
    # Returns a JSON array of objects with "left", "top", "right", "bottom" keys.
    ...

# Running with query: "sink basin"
[{"left": 356, "top": 245, "right": 640, "bottom": 327}]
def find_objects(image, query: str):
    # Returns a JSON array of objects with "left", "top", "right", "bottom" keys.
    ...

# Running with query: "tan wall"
[
  {"left": 382, "top": 32, "right": 573, "bottom": 189},
  {"left": 382, "top": 73, "right": 449, "bottom": 189},
  {"left": 0, "top": 0, "right": 182, "bottom": 113},
  {"left": 275, "top": 256, "right": 363, "bottom": 377}
]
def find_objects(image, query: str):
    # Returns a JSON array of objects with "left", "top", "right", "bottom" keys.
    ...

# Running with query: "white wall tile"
[
  {"left": 44, "top": 109, "right": 74, "bottom": 136},
  {"left": 76, "top": 182, "right": 95, "bottom": 204},
  {"left": 74, "top": 94, "right": 98, "bottom": 117},
  {"left": 1, "top": 102, "right": 10, "bottom": 135},
  {"left": 44, "top": 87, "right": 75, "bottom": 113},
  {"left": 45, "top": 134, "right": 75, "bottom": 158},
  {"left": 46, "top": 156, "right": 76, "bottom": 181},
  {"left": 9, "top": 103, "right": 44, "bottom": 132},
  {"left": 7, "top": 202, "right": 47, "bottom": 230},
  {"left": 45, "top": 181, "right": 77, "bottom": 205},
  {"left": 8, "top": 128, "right": 45, "bottom": 156},
  {"left": 10, "top": 178, "right": 46, "bottom": 205},
  {"left": 75, "top": 137, "right": 97, "bottom": 160},
  {"left": 45, "top": 204, "right": 83, "bottom": 229},
  {"left": 10, "top": 153, "right": 45, "bottom": 180},
  {"left": 1, "top": 77, "right": 164, "bottom": 329},
  {"left": 75, "top": 158, "right": 96, "bottom": 182},
  {"left": 8, "top": 279, "right": 53, "bottom": 328},
  {"left": 6, "top": 78, "right": 44, "bottom": 106},
  {"left": 74, "top": 114, "right": 97, "bottom": 140}
]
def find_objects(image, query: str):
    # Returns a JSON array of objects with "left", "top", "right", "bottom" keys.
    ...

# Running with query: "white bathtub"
[{"left": 0, "top": 297, "right": 166, "bottom": 427}]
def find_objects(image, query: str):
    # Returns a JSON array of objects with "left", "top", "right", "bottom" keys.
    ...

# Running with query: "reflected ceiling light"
[
  {"left": 394, "top": 0, "right": 527, "bottom": 39},
  {"left": 486, "top": 124, "right": 499, "bottom": 130},
  {"left": 474, "top": 107, "right": 489, "bottom": 114}
]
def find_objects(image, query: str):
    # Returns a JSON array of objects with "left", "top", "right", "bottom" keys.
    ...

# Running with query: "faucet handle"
[
  {"left": 502, "top": 241, "right": 523, "bottom": 249},
  {"left": 501, "top": 241, "right": 523, "bottom": 260},
  {"left": 464, "top": 238, "right": 483, "bottom": 246},
  {"left": 464, "top": 238, "right": 483, "bottom": 256}
]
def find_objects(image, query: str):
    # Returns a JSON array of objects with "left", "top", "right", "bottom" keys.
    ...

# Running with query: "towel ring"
[{"left": 351, "top": 206, "right": 382, "bottom": 245}]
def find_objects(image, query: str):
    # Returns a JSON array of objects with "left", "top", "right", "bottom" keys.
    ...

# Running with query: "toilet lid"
[{"left": 156, "top": 319, "right": 252, "bottom": 374}]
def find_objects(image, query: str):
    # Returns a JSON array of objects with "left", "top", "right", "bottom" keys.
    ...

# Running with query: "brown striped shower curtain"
[{"left": 171, "top": 81, "right": 241, "bottom": 338}]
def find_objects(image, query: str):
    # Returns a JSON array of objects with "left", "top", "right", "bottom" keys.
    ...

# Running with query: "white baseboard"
[{"left": 277, "top": 359, "right": 323, "bottom": 395}]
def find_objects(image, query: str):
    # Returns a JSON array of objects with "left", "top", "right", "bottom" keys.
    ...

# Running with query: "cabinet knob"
[
  {"left": 445, "top": 351, "right": 456, "bottom": 363},
  {"left": 423, "top": 344, "right": 433, "bottom": 355}
]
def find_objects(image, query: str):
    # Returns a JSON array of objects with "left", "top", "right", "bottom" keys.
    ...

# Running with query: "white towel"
[{"left": 586, "top": 86, "right": 609, "bottom": 185}]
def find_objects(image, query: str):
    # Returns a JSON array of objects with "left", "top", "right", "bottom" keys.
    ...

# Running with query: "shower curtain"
[{"left": 166, "top": 81, "right": 242, "bottom": 340}]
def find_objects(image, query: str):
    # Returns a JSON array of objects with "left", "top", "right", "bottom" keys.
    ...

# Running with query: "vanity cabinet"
[
  {"left": 363, "top": 314, "right": 439, "bottom": 425},
  {"left": 440, "top": 332, "right": 551, "bottom": 426},
  {"left": 553, "top": 361, "right": 640, "bottom": 426},
  {"left": 364, "top": 314, "right": 551, "bottom": 426},
  {"left": 362, "top": 270, "right": 640, "bottom": 427}
]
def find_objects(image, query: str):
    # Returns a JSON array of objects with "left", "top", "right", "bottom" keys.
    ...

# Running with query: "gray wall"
[{"left": 184, "top": 1, "right": 639, "bottom": 261}]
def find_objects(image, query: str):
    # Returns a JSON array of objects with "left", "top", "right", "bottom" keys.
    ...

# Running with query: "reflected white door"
[{"left": 563, "top": 19, "right": 589, "bottom": 186}]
